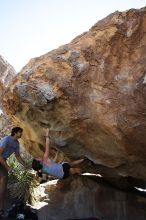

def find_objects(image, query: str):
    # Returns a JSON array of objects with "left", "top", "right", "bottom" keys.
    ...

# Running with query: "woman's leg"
[{"left": 70, "top": 158, "right": 84, "bottom": 167}]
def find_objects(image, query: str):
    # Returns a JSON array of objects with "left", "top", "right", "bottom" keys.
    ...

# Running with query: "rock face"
[
  {"left": 35, "top": 175, "right": 146, "bottom": 220},
  {"left": 0, "top": 112, "right": 13, "bottom": 139},
  {"left": 1, "top": 8, "right": 146, "bottom": 187},
  {"left": 0, "top": 55, "right": 16, "bottom": 101},
  {"left": 0, "top": 56, "right": 15, "bottom": 138}
]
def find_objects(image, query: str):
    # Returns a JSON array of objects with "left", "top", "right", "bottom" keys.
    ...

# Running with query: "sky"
[{"left": 0, "top": 0, "right": 146, "bottom": 72}]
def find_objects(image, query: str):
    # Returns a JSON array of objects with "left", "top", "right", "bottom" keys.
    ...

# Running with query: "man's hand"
[
  {"left": 8, "top": 167, "right": 14, "bottom": 174},
  {"left": 15, "top": 152, "right": 30, "bottom": 169}
]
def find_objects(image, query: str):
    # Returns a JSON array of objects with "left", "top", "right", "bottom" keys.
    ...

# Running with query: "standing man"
[{"left": 0, "top": 127, "right": 28, "bottom": 217}]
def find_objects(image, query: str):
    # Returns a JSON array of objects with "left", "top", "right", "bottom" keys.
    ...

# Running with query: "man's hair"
[
  {"left": 11, "top": 127, "right": 23, "bottom": 136},
  {"left": 32, "top": 159, "right": 42, "bottom": 171}
]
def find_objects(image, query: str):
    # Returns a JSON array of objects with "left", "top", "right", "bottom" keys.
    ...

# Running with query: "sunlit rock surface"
[
  {"left": 0, "top": 56, "right": 15, "bottom": 137},
  {"left": 0, "top": 55, "right": 16, "bottom": 100},
  {"left": 0, "top": 112, "right": 13, "bottom": 139},
  {"left": 1, "top": 8, "right": 146, "bottom": 189},
  {"left": 34, "top": 175, "right": 146, "bottom": 220}
]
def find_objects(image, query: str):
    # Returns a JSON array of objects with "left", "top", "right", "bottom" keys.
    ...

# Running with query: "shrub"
[{"left": 7, "top": 155, "right": 37, "bottom": 203}]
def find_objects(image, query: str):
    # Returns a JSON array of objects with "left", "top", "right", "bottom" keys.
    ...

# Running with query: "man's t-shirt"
[{"left": 0, "top": 135, "right": 20, "bottom": 159}]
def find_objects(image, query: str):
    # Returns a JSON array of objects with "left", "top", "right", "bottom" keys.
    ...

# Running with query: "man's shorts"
[
  {"left": 0, "top": 163, "right": 8, "bottom": 177},
  {"left": 62, "top": 162, "right": 71, "bottom": 179}
]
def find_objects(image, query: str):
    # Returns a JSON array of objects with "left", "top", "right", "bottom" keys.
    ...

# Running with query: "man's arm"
[
  {"left": 0, "top": 147, "right": 10, "bottom": 171},
  {"left": 43, "top": 128, "right": 50, "bottom": 162},
  {"left": 15, "top": 152, "right": 28, "bottom": 169}
]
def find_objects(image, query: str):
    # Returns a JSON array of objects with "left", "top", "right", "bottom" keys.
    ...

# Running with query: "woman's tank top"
[{"left": 42, "top": 161, "right": 64, "bottom": 179}]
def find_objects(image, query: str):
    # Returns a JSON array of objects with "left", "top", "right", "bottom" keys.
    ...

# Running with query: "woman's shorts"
[{"left": 62, "top": 162, "right": 71, "bottom": 179}]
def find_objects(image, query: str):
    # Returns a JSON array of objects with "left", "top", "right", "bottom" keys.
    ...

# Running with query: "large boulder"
[
  {"left": 34, "top": 175, "right": 146, "bottom": 220},
  {"left": 1, "top": 8, "right": 146, "bottom": 186}
]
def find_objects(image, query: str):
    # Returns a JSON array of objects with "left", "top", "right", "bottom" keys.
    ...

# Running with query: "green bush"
[{"left": 7, "top": 155, "right": 37, "bottom": 203}]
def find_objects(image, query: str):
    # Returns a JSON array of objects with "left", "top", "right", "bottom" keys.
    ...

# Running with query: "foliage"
[{"left": 7, "top": 155, "right": 38, "bottom": 203}]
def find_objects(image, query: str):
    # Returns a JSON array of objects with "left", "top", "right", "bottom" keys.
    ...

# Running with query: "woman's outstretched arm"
[{"left": 43, "top": 128, "right": 50, "bottom": 161}]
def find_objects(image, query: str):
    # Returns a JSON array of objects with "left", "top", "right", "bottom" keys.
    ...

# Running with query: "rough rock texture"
[
  {"left": 0, "top": 55, "right": 16, "bottom": 137},
  {"left": 0, "top": 56, "right": 15, "bottom": 138},
  {"left": 0, "top": 112, "right": 13, "bottom": 139},
  {"left": 1, "top": 8, "right": 146, "bottom": 188},
  {"left": 0, "top": 55, "right": 16, "bottom": 103},
  {"left": 34, "top": 175, "right": 146, "bottom": 220}
]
